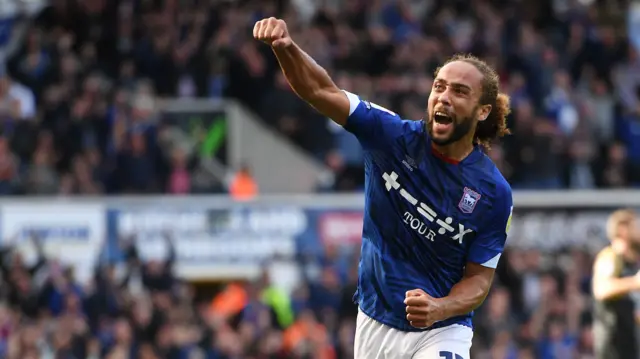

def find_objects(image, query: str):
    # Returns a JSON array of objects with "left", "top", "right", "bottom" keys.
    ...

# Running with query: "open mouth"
[{"left": 434, "top": 111, "right": 453, "bottom": 124}]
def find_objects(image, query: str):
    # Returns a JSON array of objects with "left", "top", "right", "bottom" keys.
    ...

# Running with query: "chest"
[{"left": 366, "top": 145, "right": 491, "bottom": 249}]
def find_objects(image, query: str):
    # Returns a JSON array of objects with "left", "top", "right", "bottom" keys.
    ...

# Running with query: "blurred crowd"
[
  {"left": 480, "top": 248, "right": 596, "bottom": 359},
  {"left": 0, "top": 0, "right": 638, "bottom": 193},
  {"left": 274, "top": 0, "right": 639, "bottom": 191},
  {"left": 0, "top": 233, "right": 598, "bottom": 359},
  {"left": 0, "top": 0, "right": 631, "bottom": 358}
]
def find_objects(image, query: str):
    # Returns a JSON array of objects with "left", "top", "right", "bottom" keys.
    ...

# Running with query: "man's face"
[
  {"left": 427, "top": 61, "right": 487, "bottom": 146},
  {"left": 627, "top": 219, "right": 640, "bottom": 252}
]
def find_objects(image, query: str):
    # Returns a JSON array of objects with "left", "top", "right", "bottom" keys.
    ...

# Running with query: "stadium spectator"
[
  {"left": 0, "top": 0, "right": 633, "bottom": 194},
  {"left": 0, "top": 230, "right": 598, "bottom": 358},
  {"left": 0, "top": 0, "right": 633, "bottom": 357},
  {"left": 228, "top": 164, "right": 258, "bottom": 200}
]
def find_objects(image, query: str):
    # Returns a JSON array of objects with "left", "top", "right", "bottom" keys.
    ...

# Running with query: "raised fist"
[{"left": 253, "top": 17, "right": 292, "bottom": 48}]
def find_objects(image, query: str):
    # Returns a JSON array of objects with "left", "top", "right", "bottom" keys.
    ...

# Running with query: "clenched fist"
[
  {"left": 253, "top": 17, "right": 292, "bottom": 48},
  {"left": 404, "top": 289, "right": 446, "bottom": 328}
]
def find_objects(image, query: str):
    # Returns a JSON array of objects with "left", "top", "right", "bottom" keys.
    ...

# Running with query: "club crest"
[{"left": 459, "top": 187, "right": 481, "bottom": 214}]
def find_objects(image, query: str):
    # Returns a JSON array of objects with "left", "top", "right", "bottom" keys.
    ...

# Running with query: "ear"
[{"left": 478, "top": 104, "right": 492, "bottom": 122}]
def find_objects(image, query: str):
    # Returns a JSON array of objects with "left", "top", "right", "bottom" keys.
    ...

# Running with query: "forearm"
[
  {"left": 272, "top": 42, "right": 338, "bottom": 101},
  {"left": 594, "top": 276, "right": 640, "bottom": 301},
  {"left": 438, "top": 276, "right": 489, "bottom": 319}
]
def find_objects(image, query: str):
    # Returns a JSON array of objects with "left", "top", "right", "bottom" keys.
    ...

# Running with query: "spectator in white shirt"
[{"left": 0, "top": 72, "right": 35, "bottom": 120}]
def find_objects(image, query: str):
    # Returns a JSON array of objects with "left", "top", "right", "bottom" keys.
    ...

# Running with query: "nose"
[{"left": 438, "top": 89, "right": 451, "bottom": 106}]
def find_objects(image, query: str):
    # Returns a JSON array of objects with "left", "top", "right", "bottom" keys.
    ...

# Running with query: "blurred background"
[{"left": 0, "top": 0, "right": 637, "bottom": 358}]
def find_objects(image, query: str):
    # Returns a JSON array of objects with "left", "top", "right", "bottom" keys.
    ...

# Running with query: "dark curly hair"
[{"left": 435, "top": 54, "right": 511, "bottom": 148}]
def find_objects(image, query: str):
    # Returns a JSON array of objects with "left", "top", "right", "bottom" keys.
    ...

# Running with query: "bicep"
[
  {"left": 592, "top": 253, "right": 618, "bottom": 286},
  {"left": 467, "top": 233, "right": 505, "bottom": 269},
  {"left": 466, "top": 225, "right": 508, "bottom": 269},
  {"left": 591, "top": 253, "right": 626, "bottom": 301},
  {"left": 305, "top": 87, "right": 351, "bottom": 126},
  {"left": 467, "top": 194, "right": 513, "bottom": 269},
  {"left": 464, "top": 262, "right": 495, "bottom": 289}
]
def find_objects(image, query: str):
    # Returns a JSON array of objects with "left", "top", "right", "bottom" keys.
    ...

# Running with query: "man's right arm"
[
  {"left": 272, "top": 42, "right": 351, "bottom": 126},
  {"left": 254, "top": 17, "right": 350, "bottom": 125},
  {"left": 254, "top": 17, "right": 415, "bottom": 149},
  {"left": 592, "top": 249, "right": 640, "bottom": 301}
]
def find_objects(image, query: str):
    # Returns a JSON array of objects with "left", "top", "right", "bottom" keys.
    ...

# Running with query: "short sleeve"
[
  {"left": 342, "top": 90, "right": 415, "bottom": 150},
  {"left": 466, "top": 184, "right": 513, "bottom": 269},
  {"left": 593, "top": 248, "right": 622, "bottom": 279}
]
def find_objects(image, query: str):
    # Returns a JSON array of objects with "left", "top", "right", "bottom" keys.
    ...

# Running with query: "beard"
[{"left": 427, "top": 109, "right": 477, "bottom": 146}]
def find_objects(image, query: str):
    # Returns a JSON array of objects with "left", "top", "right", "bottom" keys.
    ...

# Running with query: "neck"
[{"left": 431, "top": 141, "right": 475, "bottom": 163}]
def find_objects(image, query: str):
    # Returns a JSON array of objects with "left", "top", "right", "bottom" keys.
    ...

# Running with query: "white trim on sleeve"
[
  {"left": 342, "top": 90, "right": 360, "bottom": 116},
  {"left": 480, "top": 253, "right": 501, "bottom": 269}
]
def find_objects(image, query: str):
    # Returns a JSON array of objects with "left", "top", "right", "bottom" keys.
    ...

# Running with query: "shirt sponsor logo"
[{"left": 382, "top": 171, "right": 474, "bottom": 244}]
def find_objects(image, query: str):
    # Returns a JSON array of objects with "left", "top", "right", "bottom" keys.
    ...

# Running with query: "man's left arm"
[
  {"left": 436, "top": 262, "right": 496, "bottom": 319},
  {"left": 440, "top": 188, "right": 514, "bottom": 317},
  {"left": 406, "top": 187, "right": 513, "bottom": 328}
]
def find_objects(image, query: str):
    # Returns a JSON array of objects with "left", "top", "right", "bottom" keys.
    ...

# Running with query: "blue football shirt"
[{"left": 342, "top": 91, "right": 513, "bottom": 332}]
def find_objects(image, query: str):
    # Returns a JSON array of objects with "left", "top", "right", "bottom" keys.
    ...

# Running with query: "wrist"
[
  {"left": 434, "top": 296, "right": 454, "bottom": 320},
  {"left": 271, "top": 39, "right": 295, "bottom": 51}
]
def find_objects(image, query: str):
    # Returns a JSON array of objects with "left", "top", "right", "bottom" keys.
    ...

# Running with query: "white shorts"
[{"left": 354, "top": 308, "right": 473, "bottom": 359}]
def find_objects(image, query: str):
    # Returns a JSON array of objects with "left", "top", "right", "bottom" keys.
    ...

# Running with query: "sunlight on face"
[{"left": 427, "top": 61, "right": 485, "bottom": 146}]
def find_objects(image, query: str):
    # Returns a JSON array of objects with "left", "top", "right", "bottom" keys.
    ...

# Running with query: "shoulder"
[
  {"left": 9, "top": 83, "right": 34, "bottom": 98},
  {"left": 491, "top": 168, "right": 512, "bottom": 204},
  {"left": 343, "top": 90, "right": 423, "bottom": 142},
  {"left": 473, "top": 156, "right": 512, "bottom": 206},
  {"left": 595, "top": 246, "right": 617, "bottom": 263},
  {"left": 344, "top": 91, "right": 420, "bottom": 125},
  {"left": 465, "top": 157, "right": 512, "bottom": 230},
  {"left": 343, "top": 90, "right": 398, "bottom": 118},
  {"left": 594, "top": 246, "right": 622, "bottom": 276}
]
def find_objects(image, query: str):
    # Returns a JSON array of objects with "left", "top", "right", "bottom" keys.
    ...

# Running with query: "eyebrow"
[{"left": 434, "top": 79, "right": 473, "bottom": 92}]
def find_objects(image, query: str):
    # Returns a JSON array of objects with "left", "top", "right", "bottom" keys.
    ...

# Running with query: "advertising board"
[
  {"left": 107, "top": 205, "right": 308, "bottom": 280},
  {"left": 0, "top": 192, "right": 628, "bottom": 282},
  {"left": 0, "top": 203, "right": 105, "bottom": 283}
]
